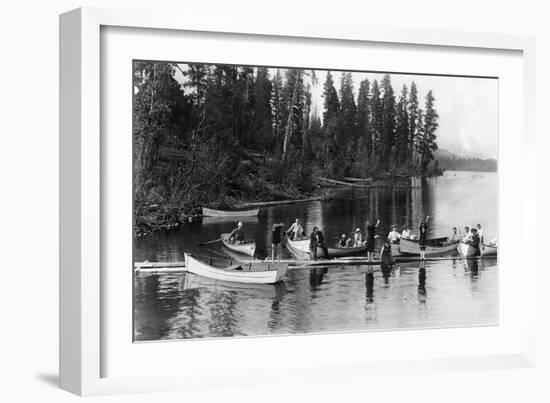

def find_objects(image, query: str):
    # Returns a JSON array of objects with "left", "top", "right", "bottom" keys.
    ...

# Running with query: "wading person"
[
  {"left": 353, "top": 228, "right": 363, "bottom": 247},
  {"left": 365, "top": 219, "right": 380, "bottom": 262},
  {"left": 271, "top": 223, "right": 285, "bottom": 262},
  {"left": 388, "top": 225, "right": 401, "bottom": 244},
  {"left": 419, "top": 216, "right": 430, "bottom": 260},
  {"left": 228, "top": 221, "right": 245, "bottom": 244},
  {"left": 287, "top": 218, "right": 305, "bottom": 241}
]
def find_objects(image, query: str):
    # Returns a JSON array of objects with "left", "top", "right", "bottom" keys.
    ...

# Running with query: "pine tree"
[
  {"left": 253, "top": 67, "right": 272, "bottom": 151},
  {"left": 322, "top": 71, "right": 341, "bottom": 175},
  {"left": 356, "top": 78, "right": 371, "bottom": 169},
  {"left": 380, "top": 74, "right": 396, "bottom": 168},
  {"left": 418, "top": 90, "right": 439, "bottom": 172},
  {"left": 270, "top": 69, "right": 286, "bottom": 155},
  {"left": 369, "top": 79, "right": 382, "bottom": 159},
  {"left": 395, "top": 85, "right": 409, "bottom": 167},
  {"left": 408, "top": 81, "right": 420, "bottom": 165},
  {"left": 339, "top": 72, "right": 357, "bottom": 173},
  {"left": 281, "top": 69, "right": 305, "bottom": 161}
]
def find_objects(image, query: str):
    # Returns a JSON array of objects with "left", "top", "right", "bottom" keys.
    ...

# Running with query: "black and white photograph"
[{"left": 132, "top": 60, "right": 498, "bottom": 341}]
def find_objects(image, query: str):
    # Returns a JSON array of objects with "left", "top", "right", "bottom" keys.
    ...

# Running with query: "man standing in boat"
[
  {"left": 365, "top": 219, "right": 380, "bottom": 262},
  {"left": 287, "top": 218, "right": 305, "bottom": 241},
  {"left": 228, "top": 221, "right": 246, "bottom": 244},
  {"left": 388, "top": 225, "right": 401, "bottom": 244}
]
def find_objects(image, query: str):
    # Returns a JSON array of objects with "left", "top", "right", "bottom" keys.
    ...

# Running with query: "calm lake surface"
[{"left": 134, "top": 170, "right": 498, "bottom": 341}]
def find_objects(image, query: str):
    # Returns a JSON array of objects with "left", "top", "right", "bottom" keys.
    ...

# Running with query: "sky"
[
  {"left": 173, "top": 64, "right": 498, "bottom": 159},
  {"left": 303, "top": 70, "right": 498, "bottom": 159}
]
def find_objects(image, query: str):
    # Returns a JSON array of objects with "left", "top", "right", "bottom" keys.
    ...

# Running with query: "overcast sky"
[{"left": 173, "top": 64, "right": 498, "bottom": 159}]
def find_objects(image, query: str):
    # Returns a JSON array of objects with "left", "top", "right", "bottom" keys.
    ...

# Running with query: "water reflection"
[
  {"left": 134, "top": 171, "right": 498, "bottom": 341},
  {"left": 309, "top": 267, "right": 328, "bottom": 290},
  {"left": 418, "top": 261, "right": 427, "bottom": 304}
]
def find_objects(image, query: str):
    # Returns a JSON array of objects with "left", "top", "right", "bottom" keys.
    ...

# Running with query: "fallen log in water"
[
  {"left": 234, "top": 196, "right": 323, "bottom": 208},
  {"left": 343, "top": 177, "right": 374, "bottom": 183},
  {"left": 317, "top": 177, "right": 371, "bottom": 188}
]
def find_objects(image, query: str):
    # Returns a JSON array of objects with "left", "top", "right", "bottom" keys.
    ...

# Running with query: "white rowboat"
[
  {"left": 480, "top": 243, "right": 498, "bottom": 256},
  {"left": 399, "top": 237, "right": 458, "bottom": 257},
  {"left": 202, "top": 207, "right": 260, "bottom": 217},
  {"left": 286, "top": 238, "right": 366, "bottom": 259},
  {"left": 221, "top": 233, "right": 256, "bottom": 257},
  {"left": 184, "top": 253, "right": 287, "bottom": 284}
]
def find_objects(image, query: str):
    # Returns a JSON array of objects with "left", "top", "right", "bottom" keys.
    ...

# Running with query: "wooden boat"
[
  {"left": 457, "top": 242, "right": 479, "bottom": 257},
  {"left": 399, "top": 237, "right": 458, "bottom": 257},
  {"left": 201, "top": 215, "right": 259, "bottom": 225},
  {"left": 480, "top": 243, "right": 497, "bottom": 256},
  {"left": 286, "top": 238, "right": 367, "bottom": 260},
  {"left": 221, "top": 233, "right": 256, "bottom": 257},
  {"left": 202, "top": 207, "right": 260, "bottom": 217},
  {"left": 184, "top": 253, "right": 287, "bottom": 284}
]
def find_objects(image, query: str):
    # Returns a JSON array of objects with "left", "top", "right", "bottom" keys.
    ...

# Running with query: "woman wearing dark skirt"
[
  {"left": 365, "top": 219, "right": 380, "bottom": 262},
  {"left": 419, "top": 215, "right": 430, "bottom": 260}
]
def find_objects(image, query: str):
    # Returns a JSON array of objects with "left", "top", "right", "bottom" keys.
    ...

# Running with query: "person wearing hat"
[
  {"left": 353, "top": 228, "right": 363, "bottom": 247},
  {"left": 388, "top": 225, "right": 401, "bottom": 244}
]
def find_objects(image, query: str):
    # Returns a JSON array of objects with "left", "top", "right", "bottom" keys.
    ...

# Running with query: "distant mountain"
[{"left": 434, "top": 149, "right": 497, "bottom": 172}]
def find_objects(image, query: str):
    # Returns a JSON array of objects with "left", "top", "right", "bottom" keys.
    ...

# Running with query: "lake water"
[{"left": 134, "top": 171, "right": 498, "bottom": 341}]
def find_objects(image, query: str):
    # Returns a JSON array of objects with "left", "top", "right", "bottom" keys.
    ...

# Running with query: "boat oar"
[{"left": 198, "top": 238, "right": 222, "bottom": 247}]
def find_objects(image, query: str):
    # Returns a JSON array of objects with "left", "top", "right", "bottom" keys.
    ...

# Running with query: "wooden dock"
[{"left": 134, "top": 255, "right": 497, "bottom": 273}]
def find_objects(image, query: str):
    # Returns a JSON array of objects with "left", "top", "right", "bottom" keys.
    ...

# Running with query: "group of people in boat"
[{"left": 227, "top": 216, "right": 493, "bottom": 262}]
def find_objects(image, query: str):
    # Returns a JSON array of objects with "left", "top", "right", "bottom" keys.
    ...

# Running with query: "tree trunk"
[{"left": 281, "top": 75, "right": 299, "bottom": 161}]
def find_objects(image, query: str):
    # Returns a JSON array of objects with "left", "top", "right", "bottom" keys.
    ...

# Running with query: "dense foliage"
[{"left": 133, "top": 62, "right": 440, "bottom": 234}]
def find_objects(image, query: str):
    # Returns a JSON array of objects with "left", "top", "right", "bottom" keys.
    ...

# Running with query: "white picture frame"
[{"left": 60, "top": 6, "right": 537, "bottom": 396}]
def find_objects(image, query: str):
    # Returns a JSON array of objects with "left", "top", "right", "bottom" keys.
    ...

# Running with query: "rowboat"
[
  {"left": 457, "top": 242, "right": 479, "bottom": 257},
  {"left": 221, "top": 233, "right": 256, "bottom": 257},
  {"left": 399, "top": 237, "right": 458, "bottom": 257},
  {"left": 480, "top": 243, "right": 497, "bottom": 256},
  {"left": 202, "top": 207, "right": 260, "bottom": 217},
  {"left": 201, "top": 215, "right": 259, "bottom": 225},
  {"left": 184, "top": 253, "right": 287, "bottom": 284},
  {"left": 286, "top": 238, "right": 366, "bottom": 259}
]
